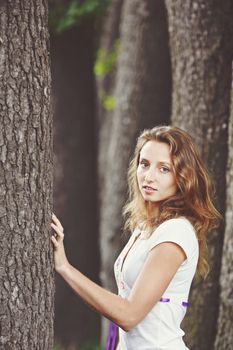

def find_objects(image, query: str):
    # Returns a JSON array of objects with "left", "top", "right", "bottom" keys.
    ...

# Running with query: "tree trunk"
[
  {"left": 96, "top": 0, "right": 124, "bottom": 102},
  {"left": 0, "top": 1, "right": 54, "bottom": 349},
  {"left": 51, "top": 23, "right": 100, "bottom": 349},
  {"left": 165, "top": 1, "right": 233, "bottom": 348},
  {"left": 97, "top": 0, "right": 124, "bottom": 204},
  {"left": 99, "top": 0, "right": 171, "bottom": 343},
  {"left": 214, "top": 63, "right": 233, "bottom": 349}
]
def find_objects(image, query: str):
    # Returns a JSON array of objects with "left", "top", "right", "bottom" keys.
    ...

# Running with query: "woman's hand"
[{"left": 51, "top": 213, "right": 69, "bottom": 273}]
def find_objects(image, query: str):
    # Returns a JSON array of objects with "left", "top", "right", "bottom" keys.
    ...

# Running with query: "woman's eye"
[
  {"left": 160, "top": 167, "right": 169, "bottom": 173},
  {"left": 140, "top": 161, "right": 148, "bottom": 168}
]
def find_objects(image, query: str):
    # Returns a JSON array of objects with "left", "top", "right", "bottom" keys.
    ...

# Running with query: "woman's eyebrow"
[
  {"left": 139, "top": 158, "right": 171, "bottom": 166},
  {"left": 158, "top": 161, "right": 171, "bottom": 166}
]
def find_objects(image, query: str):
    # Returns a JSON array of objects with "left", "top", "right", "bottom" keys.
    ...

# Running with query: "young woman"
[{"left": 51, "top": 125, "right": 221, "bottom": 350}]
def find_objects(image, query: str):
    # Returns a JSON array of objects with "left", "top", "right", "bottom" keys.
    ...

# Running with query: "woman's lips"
[{"left": 142, "top": 185, "right": 158, "bottom": 194}]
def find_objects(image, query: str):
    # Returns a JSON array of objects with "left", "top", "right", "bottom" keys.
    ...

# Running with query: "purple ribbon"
[
  {"left": 160, "top": 297, "right": 170, "bottom": 302},
  {"left": 160, "top": 297, "right": 189, "bottom": 307},
  {"left": 182, "top": 301, "right": 189, "bottom": 307},
  {"left": 105, "top": 321, "right": 118, "bottom": 350},
  {"left": 105, "top": 298, "right": 188, "bottom": 349}
]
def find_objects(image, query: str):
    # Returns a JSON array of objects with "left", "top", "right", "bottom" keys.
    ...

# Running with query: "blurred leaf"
[
  {"left": 94, "top": 39, "right": 120, "bottom": 77},
  {"left": 49, "top": 0, "right": 111, "bottom": 33},
  {"left": 81, "top": 338, "right": 103, "bottom": 349},
  {"left": 103, "top": 95, "right": 116, "bottom": 111},
  {"left": 53, "top": 339, "right": 103, "bottom": 349},
  {"left": 53, "top": 343, "right": 64, "bottom": 350}
]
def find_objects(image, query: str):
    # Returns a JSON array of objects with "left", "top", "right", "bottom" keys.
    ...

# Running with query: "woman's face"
[{"left": 137, "top": 140, "right": 177, "bottom": 206}]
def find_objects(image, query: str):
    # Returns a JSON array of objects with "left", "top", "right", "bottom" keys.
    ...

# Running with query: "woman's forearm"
[
  {"left": 58, "top": 263, "right": 130, "bottom": 330},
  {"left": 51, "top": 214, "right": 133, "bottom": 331}
]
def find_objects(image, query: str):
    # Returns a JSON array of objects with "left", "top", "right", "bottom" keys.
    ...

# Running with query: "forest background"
[{"left": 0, "top": 0, "right": 233, "bottom": 349}]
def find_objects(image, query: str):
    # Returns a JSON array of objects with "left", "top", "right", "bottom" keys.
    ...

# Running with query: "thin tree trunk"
[
  {"left": 97, "top": 0, "right": 124, "bottom": 209},
  {"left": 0, "top": 1, "right": 54, "bottom": 349},
  {"left": 96, "top": 0, "right": 124, "bottom": 102},
  {"left": 99, "top": 0, "right": 171, "bottom": 343},
  {"left": 51, "top": 23, "right": 100, "bottom": 349},
  {"left": 214, "top": 63, "right": 233, "bottom": 349},
  {"left": 165, "top": 1, "right": 233, "bottom": 348}
]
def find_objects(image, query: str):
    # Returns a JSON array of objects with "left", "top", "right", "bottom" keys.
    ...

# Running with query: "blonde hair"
[{"left": 123, "top": 125, "right": 222, "bottom": 278}]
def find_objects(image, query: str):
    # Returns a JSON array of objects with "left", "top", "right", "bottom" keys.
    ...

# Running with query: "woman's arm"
[
  {"left": 51, "top": 214, "right": 129, "bottom": 328},
  {"left": 51, "top": 214, "right": 186, "bottom": 331}
]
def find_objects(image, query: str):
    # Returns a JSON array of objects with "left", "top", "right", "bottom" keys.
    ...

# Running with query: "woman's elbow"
[
  {"left": 121, "top": 323, "right": 133, "bottom": 332},
  {"left": 116, "top": 300, "right": 141, "bottom": 332},
  {"left": 118, "top": 315, "right": 139, "bottom": 332}
]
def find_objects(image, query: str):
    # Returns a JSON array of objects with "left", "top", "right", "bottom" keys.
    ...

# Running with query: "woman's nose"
[{"left": 145, "top": 168, "right": 157, "bottom": 183}]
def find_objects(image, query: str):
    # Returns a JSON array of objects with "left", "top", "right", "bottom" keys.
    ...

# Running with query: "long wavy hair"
[{"left": 123, "top": 125, "right": 222, "bottom": 278}]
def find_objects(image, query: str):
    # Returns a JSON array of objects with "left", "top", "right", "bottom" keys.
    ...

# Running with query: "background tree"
[
  {"left": 99, "top": 0, "right": 171, "bottom": 342},
  {"left": 165, "top": 0, "right": 233, "bottom": 349},
  {"left": 51, "top": 24, "right": 100, "bottom": 348},
  {"left": 96, "top": 0, "right": 124, "bottom": 203},
  {"left": 50, "top": 3, "right": 101, "bottom": 348},
  {"left": 214, "top": 64, "right": 233, "bottom": 349},
  {"left": 0, "top": 1, "right": 54, "bottom": 349}
]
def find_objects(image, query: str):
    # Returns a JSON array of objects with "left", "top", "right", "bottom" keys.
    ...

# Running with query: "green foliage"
[
  {"left": 81, "top": 340, "right": 103, "bottom": 350},
  {"left": 94, "top": 40, "right": 120, "bottom": 77},
  {"left": 103, "top": 94, "right": 116, "bottom": 111},
  {"left": 53, "top": 343, "right": 63, "bottom": 350},
  {"left": 49, "top": 0, "right": 111, "bottom": 33},
  {"left": 100, "top": 90, "right": 116, "bottom": 111},
  {"left": 94, "top": 40, "right": 119, "bottom": 111},
  {"left": 53, "top": 340, "right": 103, "bottom": 350}
]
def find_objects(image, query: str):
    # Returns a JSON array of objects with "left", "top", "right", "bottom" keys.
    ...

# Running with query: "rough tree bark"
[
  {"left": 165, "top": 1, "right": 233, "bottom": 349},
  {"left": 0, "top": 1, "right": 54, "bottom": 349},
  {"left": 51, "top": 24, "right": 100, "bottom": 349},
  {"left": 214, "top": 64, "right": 233, "bottom": 349},
  {"left": 99, "top": 0, "right": 171, "bottom": 343}
]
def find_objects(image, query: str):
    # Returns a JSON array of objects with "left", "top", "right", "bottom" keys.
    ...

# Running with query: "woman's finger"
[
  {"left": 52, "top": 213, "right": 64, "bottom": 232},
  {"left": 51, "top": 235, "right": 59, "bottom": 248},
  {"left": 51, "top": 222, "right": 64, "bottom": 239},
  {"left": 52, "top": 213, "right": 64, "bottom": 231}
]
